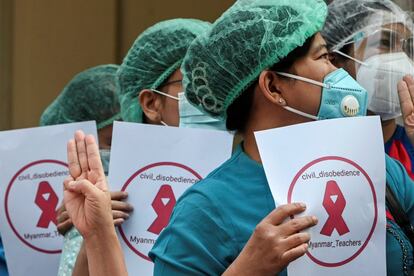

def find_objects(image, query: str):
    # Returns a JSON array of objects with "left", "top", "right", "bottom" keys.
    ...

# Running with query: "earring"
[{"left": 278, "top": 98, "right": 284, "bottom": 104}]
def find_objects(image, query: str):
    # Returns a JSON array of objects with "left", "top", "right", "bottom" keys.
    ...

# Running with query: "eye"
[{"left": 319, "top": 53, "right": 329, "bottom": 60}]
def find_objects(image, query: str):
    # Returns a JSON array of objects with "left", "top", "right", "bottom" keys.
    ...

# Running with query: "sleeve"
[
  {"left": 0, "top": 236, "right": 8, "bottom": 276},
  {"left": 149, "top": 190, "right": 237, "bottom": 276},
  {"left": 57, "top": 228, "right": 83, "bottom": 276},
  {"left": 385, "top": 155, "right": 414, "bottom": 222}
]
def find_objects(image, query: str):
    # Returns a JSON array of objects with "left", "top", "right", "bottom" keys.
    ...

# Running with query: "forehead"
[{"left": 381, "top": 22, "right": 412, "bottom": 37}]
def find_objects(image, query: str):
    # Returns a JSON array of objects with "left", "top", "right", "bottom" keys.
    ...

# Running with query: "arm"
[
  {"left": 64, "top": 131, "right": 128, "bottom": 276},
  {"left": 71, "top": 190, "right": 132, "bottom": 276},
  {"left": 84, "top": 226, "right": 126, "bottom": 276},
  {"left": 151, "top": 191, "right": 316, "bottom": 276},
  {"left": 72, "top": 243, "right": 89, "bottom": 276}
]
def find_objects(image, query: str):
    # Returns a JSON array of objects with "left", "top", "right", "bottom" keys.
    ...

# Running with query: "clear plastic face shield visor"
[{"left": 333, "top": 12, "right": 414, "bottom": 120}]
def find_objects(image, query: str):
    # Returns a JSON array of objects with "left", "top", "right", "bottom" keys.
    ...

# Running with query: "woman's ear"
[
  {"left": 138, "top": 89, "right": 163, "bottom": 123},
  {"left": 258, "top": 70, "right": 287, "bottom": 106}
]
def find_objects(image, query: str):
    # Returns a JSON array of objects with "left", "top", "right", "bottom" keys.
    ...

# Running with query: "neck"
[
  {"left": 243, "top": 130, "right": 262, "bottom": 163},
  {"left": 382, "top": 119, "right": 397, "bottom": 143}
]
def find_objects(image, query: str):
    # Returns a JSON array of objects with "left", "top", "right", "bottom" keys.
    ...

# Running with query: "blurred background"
[{"left": 0, "top": 0, "right": 413, "bottom": 131}]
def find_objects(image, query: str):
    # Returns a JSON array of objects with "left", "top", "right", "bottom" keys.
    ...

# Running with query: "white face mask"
[
  {"left": 357, "top": 52, "right": 414, "bottom": 120},
  {"left": 336, "top": 50, "right": 414, "bottom": 120}
]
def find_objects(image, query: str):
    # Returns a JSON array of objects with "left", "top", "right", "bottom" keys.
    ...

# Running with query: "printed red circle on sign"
[
  {"left": 118, "top": 162, "right": 202, "bottom": 261},
  {"left": 287, "top": 156, "right": 377, "bottom": 267},
  {"left": 4, "top": 159, "right": 67, "bottom": 254}
]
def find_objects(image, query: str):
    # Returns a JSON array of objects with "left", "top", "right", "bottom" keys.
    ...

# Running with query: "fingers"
[
  {"left": 278, "top": 216, "right": 318, "bottom": 236},
  {"left": 112, "top": 200, "right": 134, "bottom": 212},
  {"left": 264, "top": 203, "right": 307, "bottom": 226},
  {"left": 67, "top": 139, "right": 81, "bottom": 178},
  {"left": 403, "top": 75, "right": 414, "bottom": 101},
  {"left": 75, "top": 130, "right": 90, "bottom": 174},
  {"left": 85, "top": 134, "right": 105, "bottom": 182},
  {"left": 113, "top": 218, "right": 125, "bottom": 226},
  {"left": 63, "top": 176, "right": 74, "bottom": 191},
  {"left": 64, "top": 179, "right": 100, "bottom": 197},
  {"left": 112, "top": 210, "right": 130, "bottom": 221},
  {"left": 110, "top": 191, "right": 128, "bottom": 201},
  {"left": 57, "top": 210, "right": 69, "bottom": 224},
  {"left": 398, "top": 79, "right": 414, "bottom": 120},
  {"left": 282, "top": 232, "right": 311, "bottom": 249},
  {"left": 281, "top": 243, "right": 309, "bottom": 265},
  {"left": 57, "top": 219, "right": 74, "bottom": 235}
]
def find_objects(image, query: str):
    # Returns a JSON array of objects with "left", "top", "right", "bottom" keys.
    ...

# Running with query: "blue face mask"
[
  {"left": 276, "top": 68, "right": 368, "bottom": 120},
  {"left": 177, "top": 93, "right": 227, "bottom": 130},
  {"left": 99, "top": 149, "right": 110, "bottom": 176},
  {"left": 151, "top": 89, "right": 227, "bottom": 130}
]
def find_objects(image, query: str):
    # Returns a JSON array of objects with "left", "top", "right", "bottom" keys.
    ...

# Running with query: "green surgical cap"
[
  {"left": 322, "top": 0, "right": 412, "bottom": 51},
  {"left": 117, "top": 18, "right": 211, "bottom": 123},
  {"left": 182, "top": 0, "right": 327, "bottom": 118},
  {"left": 40, "top": 64, "right": 121, "bottom": 129}
]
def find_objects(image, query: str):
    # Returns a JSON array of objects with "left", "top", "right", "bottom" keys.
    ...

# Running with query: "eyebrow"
[
  {"left": 160, "top": 79, "right": 182, "bottom": 88},
  {"left": 312, "top": 43, "right": 328, "bottom": 54}
]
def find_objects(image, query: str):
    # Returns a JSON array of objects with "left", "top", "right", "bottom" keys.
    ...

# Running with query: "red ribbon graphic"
[
  {"left": 320, "top": 180, "right": 349, "bottom": 236},
  {"left": 34, "top": 181, "right": 59, "bottom": 228},
  {"left": 147, "top": 185, "right": 176, "bottom": 235}
]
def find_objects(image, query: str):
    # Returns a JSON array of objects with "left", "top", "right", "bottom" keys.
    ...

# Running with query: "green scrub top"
[{"left": 150, "top": 145, "right": 414, "bottom": 275}]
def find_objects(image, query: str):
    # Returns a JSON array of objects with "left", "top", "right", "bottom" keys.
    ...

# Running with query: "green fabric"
[
  {"left": 182, "top": 0, "right": 328, "bottom": 118},
  {"left": 57, "top": 228, "right": 83, "bottom": 276},
  {"left": 40, "top": 65, "right": 120, "bottom": 130},
  {"left": 150, "top": 145, "right": 414, "bottom": 275},
  {"left": 322, "top": 0, "right": 412, "bottom": 51},
  {"left": 116, "top": 19, "right": 211, "bottom": 123}
]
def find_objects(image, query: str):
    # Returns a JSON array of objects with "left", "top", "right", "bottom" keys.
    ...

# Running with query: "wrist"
[{"left": 84, "top": 223, "right": 117, "bottom": 250}]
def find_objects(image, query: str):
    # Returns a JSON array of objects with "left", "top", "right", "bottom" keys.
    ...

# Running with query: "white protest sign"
[
  {"left": 255, "top": 116, "right": 386, "bottom": 276},
  {"left": 0, "top": 122, "right": 97, "bottom": 276},
  {"left": 109, "top": 122, "right": 234, "bottom": 275}
]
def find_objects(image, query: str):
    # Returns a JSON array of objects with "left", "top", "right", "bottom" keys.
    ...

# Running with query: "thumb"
[{"left": 64, "top": 179, "right": 99, "bottom": 197}]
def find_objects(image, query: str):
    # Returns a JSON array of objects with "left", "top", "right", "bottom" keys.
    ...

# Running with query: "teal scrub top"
[
  {"left": 0, "top": 236, "right": 8, "bottom": 276},
  {"left": 150, "top": 146, "right": 414, "bottom": 275}
]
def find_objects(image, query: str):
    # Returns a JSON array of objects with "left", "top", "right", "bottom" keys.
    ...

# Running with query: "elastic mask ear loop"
[
  {"left": 276, "top": 71, "right": 331, "bottom": 89},
  {"left": 273, "top": 71, "right": 328, "bottom": 120},
  {"left": 283, "top": 106, "right": 319, "bottom": 120},
  {"left": 150, "top": 89, "right": 179, "bottom": 101},
  {"left": 150, "top": 89, "right": 178, "bottom": 127},
  {"left": 332, "top": 50, "right": 368, "bottom": 66}
]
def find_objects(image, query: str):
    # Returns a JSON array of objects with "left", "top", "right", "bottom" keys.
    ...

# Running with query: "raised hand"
[
  {"left": 398, "top": 76, "right": 414, "bottom": 145},
  {"left": 63, "top": 130, "right": 113, "bottom": 238}
]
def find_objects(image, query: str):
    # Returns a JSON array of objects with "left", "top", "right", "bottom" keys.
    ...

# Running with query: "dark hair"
[{"left": 226, "top": 34, "right": 316, "bottom": 132}]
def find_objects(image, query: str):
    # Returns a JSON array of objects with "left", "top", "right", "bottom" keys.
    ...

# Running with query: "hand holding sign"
[
  {"left": 224, "top": 203, "right": 318, "bottom": 276},
  {"left": 63, "top": 130, "right": 113, "bottom": 238},
  {"left": 398, "top": 76, "right": 414, "bottom": 146}
]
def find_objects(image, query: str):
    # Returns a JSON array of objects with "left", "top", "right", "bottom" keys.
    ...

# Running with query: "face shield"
[{"left": 334, "top": 12, "right": 414, "bottom": 120}]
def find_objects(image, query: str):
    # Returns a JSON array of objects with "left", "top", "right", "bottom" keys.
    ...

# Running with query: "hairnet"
[
  {"left": 182, "top": 0, "right": 328, "bottom": 118},
  {"left": 117, "top": 18, "right": 211, "bottom": 123},
  {"left": 40, "top": 64, "right": 121, "bottom": 129},
  {"left": 322, "top": 0, "right": 412, "bottom": 51}
]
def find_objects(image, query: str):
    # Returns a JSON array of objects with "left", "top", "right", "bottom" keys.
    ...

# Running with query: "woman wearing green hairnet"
[
  {"left": 322, "top": 0, "right": 414, "bottom": 181},
  {"left": 149, "top": 0, "right": 414, "bottom": 275},
  {"left": 54, "top": 1, "right": 414, "bottom": 275},
  {"left": 40, "top": 65, "right": 133, "bottom": 276},
  {"left": 117, "top": 18, "right": 224, "bottom": 130}
]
